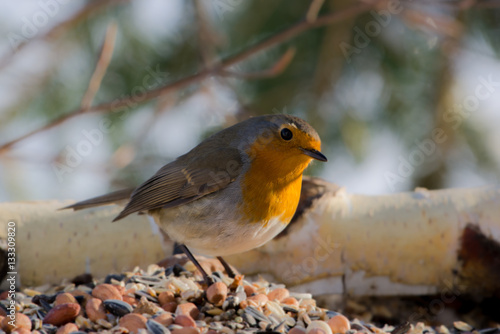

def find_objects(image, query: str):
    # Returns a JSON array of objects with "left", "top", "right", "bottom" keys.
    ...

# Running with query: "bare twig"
[
  {"left": 194, "top": 0, "right": 221, "bottom": 69},
  {"left": 221, "top": 48, "right": 296, "bottom": 79},
  {"left": 306, "top": 0, "right": 325, "bottom": 23},
  {"left": 0, "top": 0, "right": 128, "bottom": 71},
  {"left": 0, "top": 2, "right": 373, "bottom": 154},
  {"left": 217, "top": 3, "right": 372, "bottom": 68},
  {"left": 402, "top": 9, "right": 463, "bottom": 38},
  {"left": 81, "top": 22, "right": 118, "bottom": 110}
]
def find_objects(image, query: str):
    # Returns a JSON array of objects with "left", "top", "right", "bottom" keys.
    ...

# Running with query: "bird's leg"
[
  {"left": 173, "top": 242, "right": 184, "bottom": 255},
  {"left": 175, "top": 243, "right": 235, "bottom": 281},
  {"left": 178, "top": 244, "right": 214, "bottom": 285},
  {"left": 216, "top": 256, "right": 236, "bottom": 278}
]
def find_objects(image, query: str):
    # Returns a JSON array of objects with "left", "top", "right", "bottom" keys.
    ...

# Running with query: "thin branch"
[
  {"left": 306, "top": 0, "right": 325, "bottom": 23},
  {"left": 221, "top": 48, "right": 296, "bottom": 79},
  {"left": 0, "top": 0, "right": 128, "bottom": 71},
  {"left": 402, "top": 9, "right": 463, "bottom": 38},
  {"left": 81, "top": 22, "right": 118, "bottom": 110},
  {"left": 0, "top": 2, "right": 373, "bottom": 154},
  {"left": 194, "top": 0, "right": 221, "bottom": 69},
  {"left": 217, "top": 3, "right": 373, "bottom": 69}
]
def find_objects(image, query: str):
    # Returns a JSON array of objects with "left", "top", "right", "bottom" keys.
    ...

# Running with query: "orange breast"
[{"left": 240, "top": 144, "right": 311, "bottom": 225}]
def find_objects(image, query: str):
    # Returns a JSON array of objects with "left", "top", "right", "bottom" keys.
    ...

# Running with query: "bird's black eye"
[{"left": 281, "top": 128, "right": 293, "bottom": 141}]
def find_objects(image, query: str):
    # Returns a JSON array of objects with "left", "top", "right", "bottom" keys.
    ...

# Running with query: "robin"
[{"left": 65, "top": 114, "right": 327, "bottom": 283}]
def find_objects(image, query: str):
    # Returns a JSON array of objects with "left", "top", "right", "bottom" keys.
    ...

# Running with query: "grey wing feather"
[
  {"left": 112, "top": 147, "right": 243, "bottom": 221},
  {"left": 62, "top": 188, "right": 134, "bottom": 211}
]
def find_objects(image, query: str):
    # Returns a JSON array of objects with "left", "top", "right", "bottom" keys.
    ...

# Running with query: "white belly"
[
  {"left": 151, "top": 194, "right": 288, "bottom": 256},
  {"left": 183, "top": 216, "right": 287, "bottom": 256}
]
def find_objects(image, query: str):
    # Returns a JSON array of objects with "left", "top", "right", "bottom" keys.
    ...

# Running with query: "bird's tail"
[{"left": 61, "top": 188, "right": 134, "bottom": 211}]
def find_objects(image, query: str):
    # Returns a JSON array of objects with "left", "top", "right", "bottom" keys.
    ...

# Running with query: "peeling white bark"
[
  {"left": 228, "top": 183, "right": 500, "bottom": 296},
  {"left": 0, "top": 201, "right": 169, "bottom": 287},
  {"left": 1, "top": 181, "right": 499, "bottom": 296}
]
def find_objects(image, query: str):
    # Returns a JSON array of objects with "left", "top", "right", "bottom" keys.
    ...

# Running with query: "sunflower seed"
[
  {"left": 131, "top": 275, "right": 162, "bottom": 285},
  {"left": 245, "top": 306, "right": 270, "bottom": 323},
  {"left": 326, "top": 310, "right": 341, "bottom": 318},
  {"left": 283, "top": 305, "right": 299, "bottom": 313},
  {"left": 147, "top": 319, "right": 171, "bottom": 334},
  {"left": 454, "top": 321, "right": 473, "bottom": 332},
  {"left": 135, "top": 290, "right": 159, "bottom": 302},
  {"left": 103, "top": 299, "right": 133, "bottom": 316},
  {"left": 168, "top": 324, "right": 184, "bottom": 330},
  {"left": 41, "top": 324, "right": 58, "bottom": 334}
]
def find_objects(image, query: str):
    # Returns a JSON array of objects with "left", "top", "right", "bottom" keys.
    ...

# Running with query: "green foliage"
[{"left": 1, "top": 0, "right": 499, "bottom": 197}]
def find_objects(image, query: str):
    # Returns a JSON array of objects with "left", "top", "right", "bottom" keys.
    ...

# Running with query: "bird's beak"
[{"left": 301, "top": 148, "right": 327, "bottom": 162}]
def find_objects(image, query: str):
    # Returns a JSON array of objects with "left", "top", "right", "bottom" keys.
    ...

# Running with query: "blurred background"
[{"left": 0, "top": 0, "right": 499, "bottom": 202}]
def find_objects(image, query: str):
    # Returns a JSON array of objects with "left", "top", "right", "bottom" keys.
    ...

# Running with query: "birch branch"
[{"left": 1, "top": 178, "right": 499, "bottom": 297}]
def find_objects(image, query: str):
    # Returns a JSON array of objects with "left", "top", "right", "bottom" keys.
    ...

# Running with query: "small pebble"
[
  {"left": 247, "top": 293, "right": 268, "bottom": 307},
  {"left": 5, "top": 261, "right": 482, "bottom": 334},
  {"left": 176, "top": 302, "right": 199, "bottom": 319},
  {"left": 172, "top": 327, "right": 199, "bottom": 334},
  {"left": 11, "top": 328, "right": 32, "bottom": 334},
  {"left": 54, "top": 293, "right": 77, "bottom": 306},
  {"left": 92, "top": 284, "right": 123, "bottom": 301},
  {"left": 307, "top": 320, "right": 333, "bottom": 334},
  {"left": 282, "top": 297, "right": 299, "bottom": 308},
  {"left": 308, "top": 328, "right": 327, "bottom": 334},
  {"left": 55, "top": 323, "right": 79, "bottom": 334},
  {"left": 243, "top": 285, "right": 258, "bottom": 297},
  {"left": 43, "top": 303, "right": 80, "bottom": 326},
  {"left": 153, "top": 312, "right": 174, "bottom": 326},
  {"left": 206, "top": 282, "right": 228, "bottom": 306},
  {"left": 85, "top": 297, "right": 106, "bottom": 322},
  {"left": 123, "top": 295, "right": 138, "bottom": 306},
  {"left": 163, "top": 302, "right": 178, "bottom": 313},
  {"left": 2, "top": 313, "right": 32, "bottom": 332},
  {"left": 267, "top": 288, "right": 289, "bottom": 302},
  {"left": 327, "top": 314, "right": 350, "bottom": 334},
  {"left": 119, "top": 313, "right": 147, "bottom": 332},
  {"left": 159, "top": 291, "right": 176, "bottom": 306},
  {"left": 175, "top": 314, "right": 197, "bottom": 328}
]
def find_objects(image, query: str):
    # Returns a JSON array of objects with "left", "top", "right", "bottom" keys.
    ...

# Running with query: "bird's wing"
[
  {"left": 113, "top": 147, "right": 243, "bottom": 221},
  {"left": 62, "top": 188, "right": 135, "bottom": 211}
]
